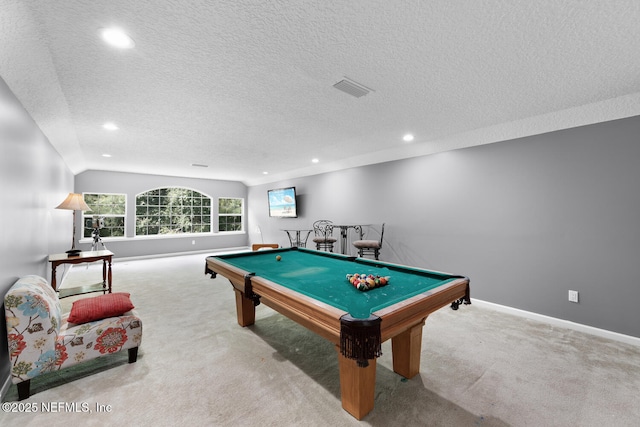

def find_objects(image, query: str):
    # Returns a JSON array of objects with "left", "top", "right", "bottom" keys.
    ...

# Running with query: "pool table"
[{"left": 205, "top": 247, "right": 470, "bottom": 419}]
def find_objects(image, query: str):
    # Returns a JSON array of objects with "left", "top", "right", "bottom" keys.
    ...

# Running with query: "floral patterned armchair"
[{"left": 4, "top": 275, "right": 142, "bottom": 400}]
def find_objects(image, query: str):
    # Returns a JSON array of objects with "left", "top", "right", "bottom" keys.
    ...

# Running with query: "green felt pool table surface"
[{"left": 212, "top": 247, "right": 464, "bottom": 319}]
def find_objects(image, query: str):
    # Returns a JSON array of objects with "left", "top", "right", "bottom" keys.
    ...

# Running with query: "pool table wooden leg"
[
  {"left": 234, "top": 289, "right": 256, "bottom": 326},
  {"left": 337, "top": 346, "right": 376, "bottom": 420},
  {"left": 391, "top": 318, "right": 427, "bottom": 379}
]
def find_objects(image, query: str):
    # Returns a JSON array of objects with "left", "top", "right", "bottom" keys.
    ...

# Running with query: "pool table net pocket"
[
  {"left": 449, "top": 275, "right": 472, "bottom": 310},
  {"left": 339, "top": 314, "right": 382, "bottom": 367}
]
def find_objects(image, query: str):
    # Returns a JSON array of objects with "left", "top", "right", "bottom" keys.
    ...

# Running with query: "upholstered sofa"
[{"left": 4, "top": 275, "right": 142, "bottom": 400}]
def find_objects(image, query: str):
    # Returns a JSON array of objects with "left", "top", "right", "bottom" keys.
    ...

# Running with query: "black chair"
[
  {"left": 352, "top": 223, "right": 385, "bottom": 260},
  {"left": 312, "top": 220, "right": 337, "bottom": 252}
]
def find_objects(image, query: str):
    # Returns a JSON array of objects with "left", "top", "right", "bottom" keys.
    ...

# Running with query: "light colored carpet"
[{"left": 2, "top": 253, "right": 639, "bottom": 426}]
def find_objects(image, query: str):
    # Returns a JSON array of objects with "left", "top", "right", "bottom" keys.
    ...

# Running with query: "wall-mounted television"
[{"left": 268, "top": 187, "right": 298, "bottom": 218}]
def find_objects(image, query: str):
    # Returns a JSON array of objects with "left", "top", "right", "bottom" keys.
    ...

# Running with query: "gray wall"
[
  {"left": 0, "top": 77, "right": 74, "bottom": 389},
  {"left": 248, "top": 116, "right": 640, "bottom": 339},
  {"left": 74, "top": 170, "right": 248, "bottom": 258}
]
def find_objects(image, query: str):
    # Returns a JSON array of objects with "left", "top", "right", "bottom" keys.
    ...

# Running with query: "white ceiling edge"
[{"left": 244, "top": 92, "right": 640, "bottom": 187}]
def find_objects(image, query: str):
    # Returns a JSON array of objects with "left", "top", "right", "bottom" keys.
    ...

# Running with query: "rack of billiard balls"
[{"left": 346, "top": 273, "right": 390, "bottom": 291}]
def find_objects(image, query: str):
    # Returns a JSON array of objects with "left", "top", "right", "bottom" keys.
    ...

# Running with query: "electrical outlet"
[{"left": 568, "top": 290, "right": 579, "bottom": 303}]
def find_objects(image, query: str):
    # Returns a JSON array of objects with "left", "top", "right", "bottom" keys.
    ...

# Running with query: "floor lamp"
[{"left": 56, "top": 193, "right": 90, "bottom": 256}]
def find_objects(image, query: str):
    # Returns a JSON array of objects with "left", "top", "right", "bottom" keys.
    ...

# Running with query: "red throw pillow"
[{"left": 67, "top": 292, "right": 135, "bottom": 324}]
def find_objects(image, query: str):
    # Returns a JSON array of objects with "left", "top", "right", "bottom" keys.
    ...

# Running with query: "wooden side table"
[{"left": 48, "top": 250, "right": 113, "bottom": 298}]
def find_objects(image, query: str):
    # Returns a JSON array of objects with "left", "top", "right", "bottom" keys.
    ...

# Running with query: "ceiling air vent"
[{"left": 333, "top": 78, "right": 372, "bottom": 98}]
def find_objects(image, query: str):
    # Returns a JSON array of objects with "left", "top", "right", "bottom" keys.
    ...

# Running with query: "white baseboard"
[
  {"left": 111, "top": 246, "right": 251, "bottom": 263},
  {"left": 472, "top": 299, "right": 640, "bottom": 347}
]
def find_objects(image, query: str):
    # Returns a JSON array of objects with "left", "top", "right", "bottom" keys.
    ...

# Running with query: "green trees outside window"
[
  {"left": 84, "top": 189, "right": 244, "bottom": 237},
  {"left": 218, "top": 198, "right": 243, "bottom": 232},
  {"left": 83, "top": 193, "right": 126, "bottom": 238},
  {"left": 136, "top": 188, "right": 211, "bottom": 235}
]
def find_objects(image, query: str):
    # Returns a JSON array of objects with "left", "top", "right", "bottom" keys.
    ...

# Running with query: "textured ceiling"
[{"left": 2, "top": 0, "right": 640, "bottom": 185}]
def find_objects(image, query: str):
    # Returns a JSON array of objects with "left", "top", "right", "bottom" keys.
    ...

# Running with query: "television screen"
[{"left": 268, "top": 187, "right": 297, "bottom": 218}]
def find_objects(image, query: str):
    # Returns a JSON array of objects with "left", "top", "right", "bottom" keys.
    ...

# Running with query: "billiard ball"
[{"left": 276, "top": 255, "right": 282, "bottom": 261}]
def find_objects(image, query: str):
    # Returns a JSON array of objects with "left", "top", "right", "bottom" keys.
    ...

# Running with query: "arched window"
[{"left": 135, "top": 187, "right": 211, "bottom": 236}]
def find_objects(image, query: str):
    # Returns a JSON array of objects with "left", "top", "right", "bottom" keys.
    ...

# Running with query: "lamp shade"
[{"left": 56, "top": 193, "right": 90, "bottom": 211}]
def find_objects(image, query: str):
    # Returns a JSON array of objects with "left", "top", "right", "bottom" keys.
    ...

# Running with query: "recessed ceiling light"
[
  {"left": 263, "top": 171, "right": 269, "bottom": 175},
  {"left": 100, "top": 27, "right": 135, "bottom": 49},
  {"left": 312, "top": 158, "right": 319, "bottom": 163},
  {"left": 403, "top": 134, "right": 414, "bottom": 142},
  {"left": 103, "top": 122, "right": 119, "bottom": 131},
  {"left": 102, "top": 154, "right": 112, "bottom": 158}
]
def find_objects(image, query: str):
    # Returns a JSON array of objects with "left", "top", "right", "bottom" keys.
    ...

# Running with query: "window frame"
[
  {"left": 218, "top": 197, "right": 244, "bottom": 233},
  {"left": 134, "top": 187, "right": 213, "bottom": 237},
  {"left": 81, "top": 192, "right": 127, "bottom": 240}
]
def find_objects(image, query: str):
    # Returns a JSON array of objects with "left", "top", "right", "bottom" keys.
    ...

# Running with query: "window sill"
[{"left": 79, "top": 230, "right": 245, "bottom": 244}]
